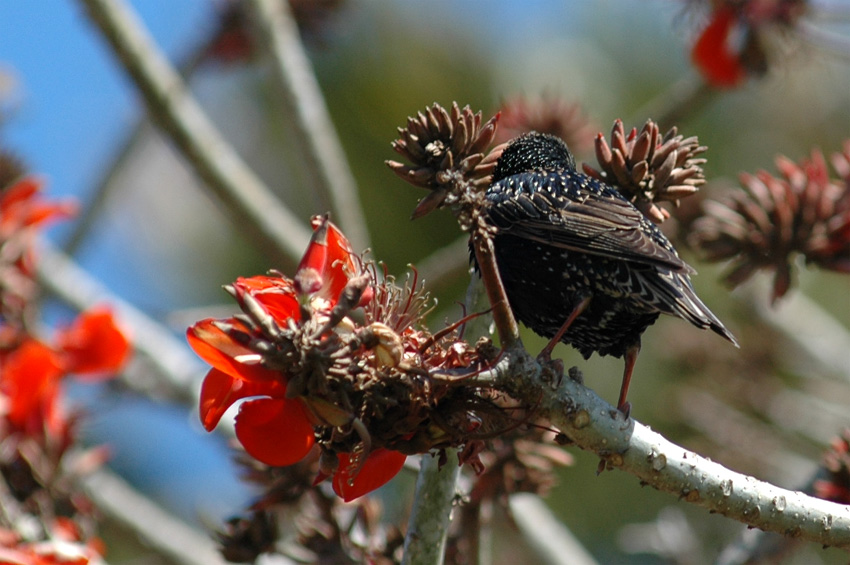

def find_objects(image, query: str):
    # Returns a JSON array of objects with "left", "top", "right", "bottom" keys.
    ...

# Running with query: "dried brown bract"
[
  {"left": 0, "top": 150, "right": 25, "bottom": 191},
  {"left": 387, "top": 102, "right": 500, "bottom": 225},
  {"left": 690, "top": 144, "right": 850, "bottom": 303},
  {"left": 495, "top": 94, "right": 596, "bottom": 155},
  {"left": 583, "top": 119, "right": 707, "bottom": 224}
]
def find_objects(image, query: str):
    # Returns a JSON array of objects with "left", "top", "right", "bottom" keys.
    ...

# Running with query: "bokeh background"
[{"left": 2, "top": 0, "right": 849, "bottom": 562}]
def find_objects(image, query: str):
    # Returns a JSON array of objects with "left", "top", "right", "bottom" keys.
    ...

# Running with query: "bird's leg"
[
  {"left": 538, "top": 296, "right": 591, "bottom": 361},
  {"left": 617, "top": 342, "right": 640, "bottom": 417}
]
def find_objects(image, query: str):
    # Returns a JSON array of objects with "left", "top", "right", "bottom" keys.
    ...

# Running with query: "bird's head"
[{"left": 492, "top": 132, "right": 576, "bottom": 182}]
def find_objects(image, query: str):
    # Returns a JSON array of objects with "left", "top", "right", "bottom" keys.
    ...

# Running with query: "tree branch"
[
  {"left": 484, "top": 348, "right": 850, "bottom": 549},
  {"left": 80, "top": 467, "right": 234, "bottom": 565},
  {"left": 244, "top": 0, "right": 370, "bottom": 250},
  {"left": 471, "top": 231, "right": 520, "bottom": 348},
  {"left": 402, "top": 451, "right": 462, "bottom": 565},
  {"left": 78, "top": 0, "right": 311, "bottom": 265},
  {"left": 743, "top": 282, "right": 850, "bottom": 384},
  {"left": 509, "top": 493, "right": 598, "bottom": 565},
  {"left": 37, "top": 240, "right": 203, "bottom": 403}
]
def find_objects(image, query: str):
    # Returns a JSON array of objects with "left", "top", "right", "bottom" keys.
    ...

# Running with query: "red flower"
[
  {"left": 1, "top": 338, "right": 64, "bottom": 437},
  {"left": 0, "top": 176, "right": 77, "bottom": 236},
  {"left": 689, "top": 1, "right": 810, "bottom": 89},
  {"left": 188, "top": 216, "right": 406, "bottom": 500},
  {"left": 0, "top": 541, "right": 101, "bottom": 565},
  {"left": 691, "top": 5, "right": 747, "bottom": 88},
  {"left": 56, "top": 307, "right": 132, "bottom": 377},
  {"left": 0, "top": 308, "right": 130, "bottom": 438},
  {"left": 333, "top": 448, "right": 407, "bottom": 502}
]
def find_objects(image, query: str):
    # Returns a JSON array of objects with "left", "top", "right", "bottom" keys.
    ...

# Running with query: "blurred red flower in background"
[{"left": 1, "top": 308, "right": 131, "bottom": 440}]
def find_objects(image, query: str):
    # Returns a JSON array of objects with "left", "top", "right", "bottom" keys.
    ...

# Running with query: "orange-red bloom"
[
  {"left": 0, "top": 308, "right": 129, "bottom": 438},
  {"left": 0, "top": 176, "right": 77, "bottom": 237},
  {"left": 188, "top": 217, "right": 406, "bottom": 500},
  {"left": 691, "top": 5, "right": 747, "bottom": 88},
  {"left": 689, "top": 0, "right": 809, "bottom": 89}
]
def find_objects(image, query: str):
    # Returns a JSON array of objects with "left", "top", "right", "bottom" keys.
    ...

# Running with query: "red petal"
[
  {"left": 298, "top": 216, "right": 361, "bottom": 304},
  {"left": 0, "top": 176, "right": 41, "bottom": 211},
  {"left": 0, "top": 339, "right": 64, "bottom": 432},
  {"left": 0, "top": 176, "right": 77, "bottom": 231},
  {"left": 233, "top": 276, "right": 299, "bottom": 322},
  {"left": 323, "top": 218, "right": 361, "bottom": 303},
  {"left": 199, "top": 367, "right": 285, "bottom": 431},
  {"left": 332, "top": 448, "right": 407, "bottom": 502},
  {"left": 296, "top": 219, "right": 330, "bottom": 295},
  {"left": 235, "top": 397, "right": 315, "bottom": 466},
  {"left": 56, "top": 307, "right": 131, "bottom": 378},
  {"left": 186, "top": 319, "right": 279, "bottom": 383},
  {"left": 691, "top": 7, "right": 746, "bottom": 88}
]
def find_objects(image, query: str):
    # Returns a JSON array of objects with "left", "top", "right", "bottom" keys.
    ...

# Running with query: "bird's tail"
[{"left": 655, "top": 272, "right": 739, "bottom": 347}]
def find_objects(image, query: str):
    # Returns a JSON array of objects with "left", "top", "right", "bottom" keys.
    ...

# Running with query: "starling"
[{"left": 478, "top": 133, "right": 737, "bottom": 414}]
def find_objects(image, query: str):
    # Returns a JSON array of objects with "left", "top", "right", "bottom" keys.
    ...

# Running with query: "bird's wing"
[{"left": 486, "top": 174, "right": 693, "bottom": 273}]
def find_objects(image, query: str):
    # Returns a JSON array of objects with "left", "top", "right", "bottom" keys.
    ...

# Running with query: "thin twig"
[
  {"left": 62, "top": 124, "right": 145, "bottom": 254},
  {"left": 80, "top": 467, "right": 232, "bottom": 565},
  {"left": 484, "top": 349, "right": 850, "bottom": 549},
  {"left": 629, "top": 76, "right": 717, "bottom": 132},
  {"left": 78, "top": 0, "right": 311, "bottom": 265},
  {"left": 244, "top": 0, "right": 370, "bottom": 250},
  {"left": 509, "top": 493, "right": 598, "bottom": 565},
  {"left": 471, "top": 231, "right": 520, "bottom": 348},
  {"left": 62, "top": 24, "right": 237, "bottom": 255},
  {"left": 743, "top": 282, "right": 850, "bottom": 384}
]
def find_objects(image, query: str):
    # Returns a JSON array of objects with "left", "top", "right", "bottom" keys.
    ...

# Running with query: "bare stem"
[
  {"left": 509, "top": 494, "right": 599, "bottom": 565},
  {"left": 244, "top": 0, "right": 370, "bottom": 250},
  {"left": 78, "top": 0, "right": 311, "bottom": 265},
  {"left": 629, "top": 76, "right": 717, "bottom": 131},
  {"left": 471, "top": 230, "right": 520, "bottom": 348},
  {"left": 402, "top": 451, "right": 462, "bottom": 565}
]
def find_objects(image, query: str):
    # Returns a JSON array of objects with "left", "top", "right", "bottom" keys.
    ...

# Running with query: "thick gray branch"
[
  {"left": 402, "top": 451, "right": 461, "bottom": 565},
  {"left": 489, "top": 348, "right": 850, "bottom": 549}
]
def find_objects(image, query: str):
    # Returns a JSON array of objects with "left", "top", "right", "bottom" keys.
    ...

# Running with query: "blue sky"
[{"left": 1, "top": 0, "right": 209, "bottom": 199}]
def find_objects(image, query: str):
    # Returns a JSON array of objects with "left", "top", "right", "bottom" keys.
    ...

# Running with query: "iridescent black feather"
[{"left": 474, "top": 133, "right": 736, "bottom": 410}]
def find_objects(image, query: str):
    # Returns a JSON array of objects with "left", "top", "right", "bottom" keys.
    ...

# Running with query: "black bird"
[{"left": 477, "top": 132, "right": 737, "bottom": 414}]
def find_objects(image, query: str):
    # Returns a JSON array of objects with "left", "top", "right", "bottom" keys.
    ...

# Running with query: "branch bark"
[
  {"left": 402, "top": 451, "right": 462, "bottom": 565},
  {"left": 244, "top": 0, "right": 370, "bottom": 250},
  {"left": 482, "top": 348, "right": 850, "bottom": 549},
  {"left": 78, "top": 0, "right": 311, "bottom": 265},
  {"left": 37, "top": 240, "right": 204, "bottom": 403},
  {"left": 80, "top": 467, "right": 235, "bottom": 565}
]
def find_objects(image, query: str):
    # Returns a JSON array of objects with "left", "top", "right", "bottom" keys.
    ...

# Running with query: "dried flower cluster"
[
  {"left": 218, "top": 454, "right": 403, "bottom": 563},
  {"left": 188, "top": 215, "right": 507, "bottom": 505},
  {"left": 0, "top": 168, "right": 130, "bottom": 564},
  {"left": 446, "top": 424, "right": 572, "bottom": 563},
  {"left": 814, "top": 429, "right": 850, "bottom": 506},
  {"left": 582, "top": 119, "right": 707, "bottom": 223},
  {"left": 495, "top": 94, "right": 596, "bottom": 156},
  {"left": 386, "top": 102, "right": 500, "bottom": 225},
  {"left": 690, "top": 143, "right": 850, "bottom": 303}
]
